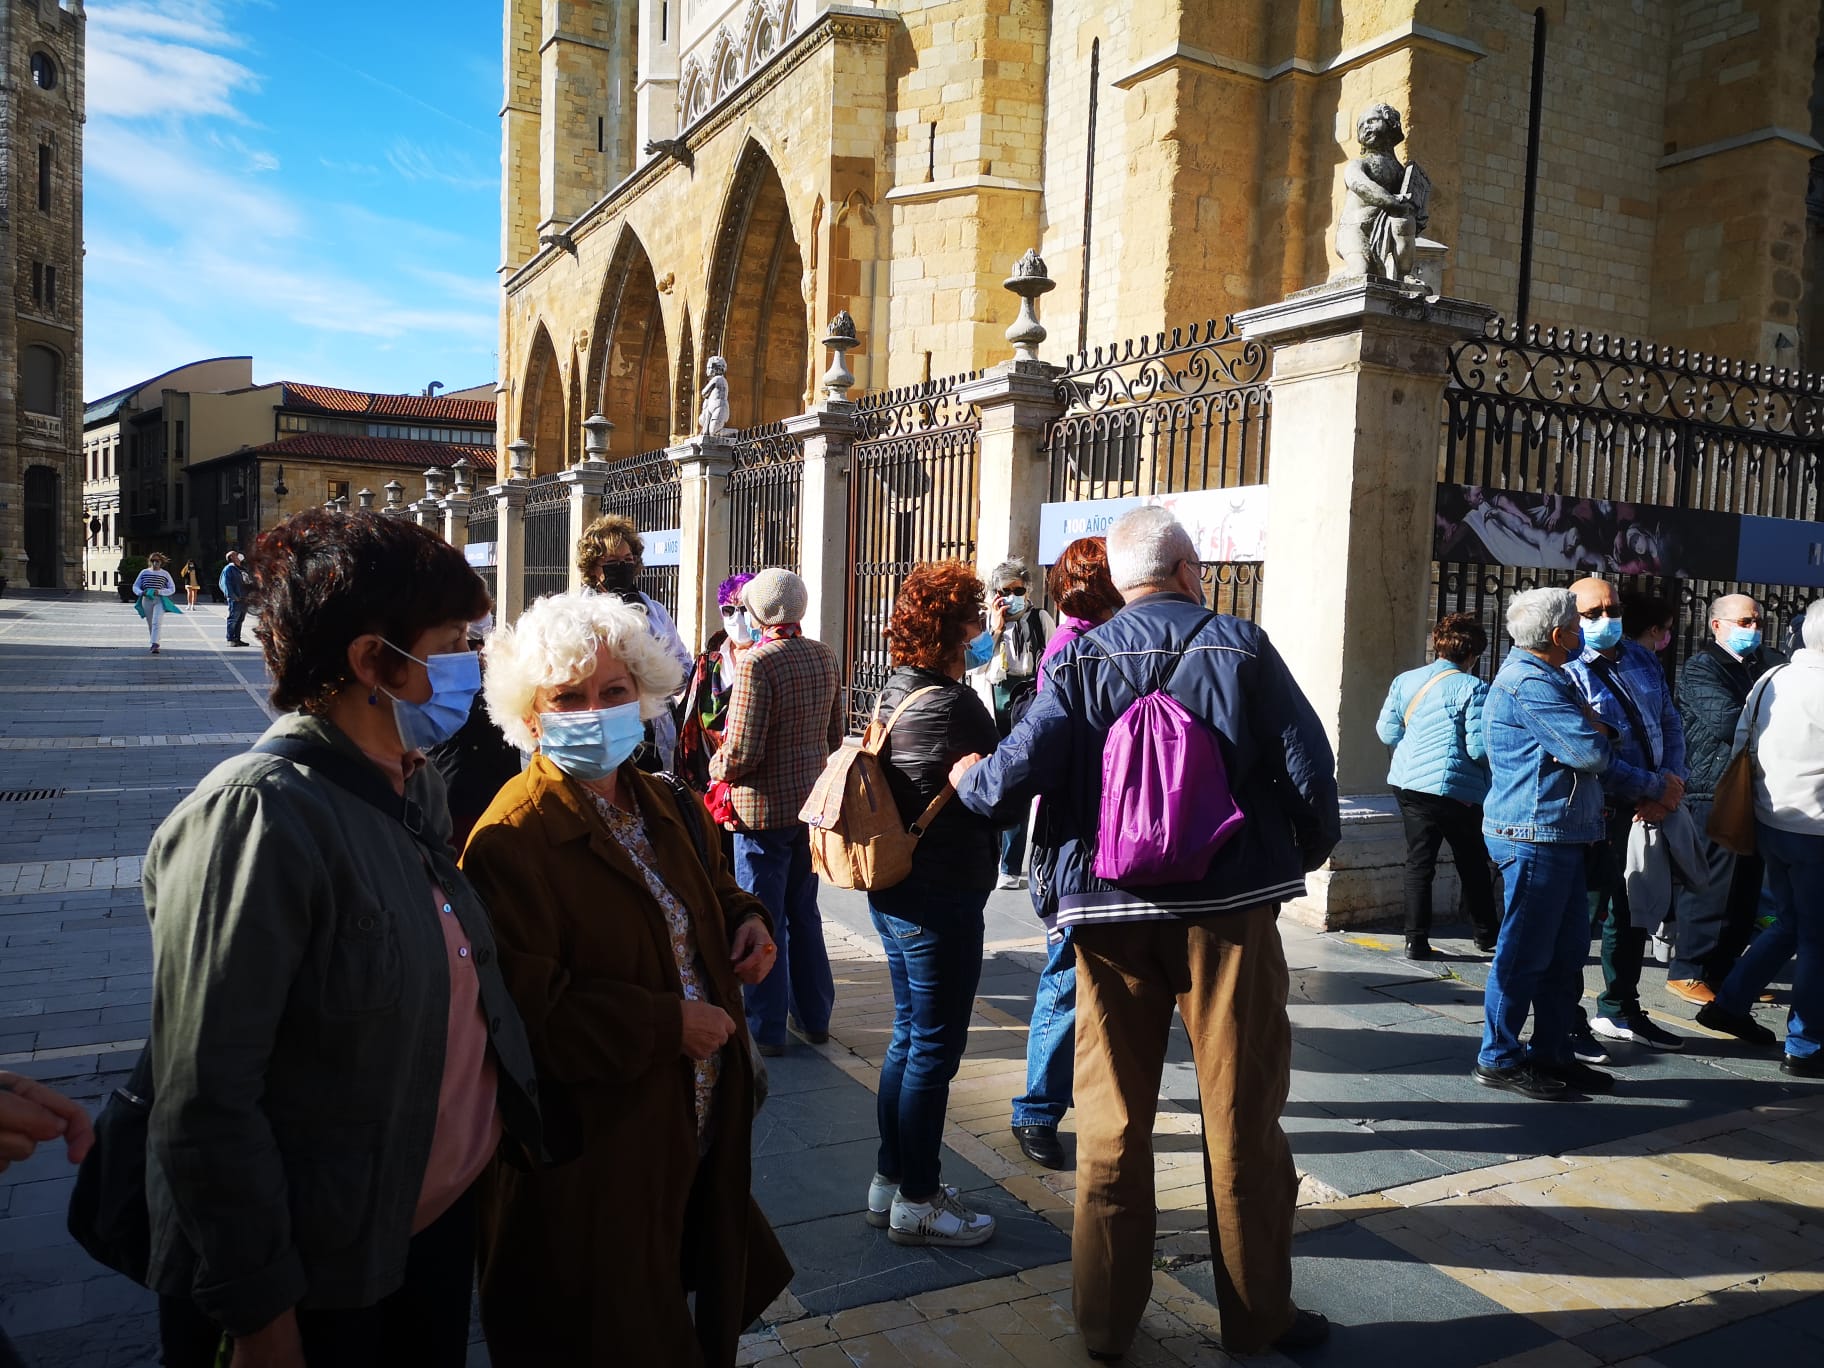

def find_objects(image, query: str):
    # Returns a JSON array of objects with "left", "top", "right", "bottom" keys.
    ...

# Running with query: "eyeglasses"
[
  {"left": 1579, "top": 606, "right": 1624, "bottom": 620},
  {"left": 719, "top": 604, "right": 740, "bottom": 616},
  {"left": 998, "top": 586, "right": 1025, "bottom": 597},
  {"left": 1724, "top": 616, "right": 1762, "bottom": 627}
]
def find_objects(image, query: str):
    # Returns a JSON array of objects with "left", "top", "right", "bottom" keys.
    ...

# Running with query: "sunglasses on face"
[
  {"left": 998, "top": 586, "right": 1025, "bottom": 597},
  {"left": 1579, "top": 606, "right": 1624, "bottom": 620}
]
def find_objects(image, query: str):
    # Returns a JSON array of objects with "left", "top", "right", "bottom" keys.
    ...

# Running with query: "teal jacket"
[
  {"left": 1376, "top": 660, "right": 1491, "bottom": 804},
  {"left": 143, "top": 714, "right": 542, "bottom": 1335}
]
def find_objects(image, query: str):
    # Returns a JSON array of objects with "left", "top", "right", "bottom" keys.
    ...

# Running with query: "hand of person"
[
  {"left": 230, "top": 1309, "right": 305, "bottom": 1368},
  {"left": 948, "top": 753, "right": 985, "bottom": 790},
  {"left": 729, "top": 918, "right": 777, "bottom": 987},
  {"left": 1635, "top": 799, "right": 1672, "bottom": 824},
  {"left": 680, "top": 1001, "right": 736, "bottom": 1061},
  {"left": 0, "top": 1072, "right": 95, "bottom": 1173},
  {"left": 987, "top": 598, "right": 1007, "bottom": 635},
  {"left": 1658, "top": 773, "right": 1686, "bottom": 808}
]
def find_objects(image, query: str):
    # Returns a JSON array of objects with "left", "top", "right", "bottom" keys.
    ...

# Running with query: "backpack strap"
[
  {"left": 907, "top": 784, "right": 954, "bottom": 838},
  {"left": 656, "top": 772, "right": 713, "bottom": 872},
  {"left": 253, "top": 737, "right": 432, "bottom": 848},
  {"left": 1402, "top": 668, "right": 1453, "bottom": 729}
]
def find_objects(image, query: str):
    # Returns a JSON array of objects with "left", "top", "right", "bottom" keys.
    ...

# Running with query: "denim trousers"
[
  {"left": 225, "top": 597, "right": 246, "bottom": 642},
  {"left": 1012, "top": 932, "right": 1076, "bottom": 1128},
  {"left": 735, "top": 825, "right": 834, "bottom": 1047},
  {"left": 1715, "top": 822, "right": 1823, "bottom": 1059},
  {"left": 1480, "top": 837, "right": 1592, "bottom": 1069},
  {"left": 867, "top": 879, "right": 988, "bottom": 1200}
]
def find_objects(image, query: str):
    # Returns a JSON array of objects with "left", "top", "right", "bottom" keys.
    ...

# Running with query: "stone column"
[
  {"left": 669, "top": 436, "right": 736, "bottom": 654},
  {"left": 489, "top": 483, "right": 528, "bottom": 623},
  {"left": 784, "top": 403, "right": 859, "bottom": 648},
  {"left": 1237, "top": 280, "right": 1496, "bottom": 928},
  {"left": 957, "top": 361, "right": 1065, "bottom": 585},
  {"left": 561, "top": 464, "right": 609, "bottom": 592},
  {"left": 439, "top": 492, "right": 471, "bottom": 550}
]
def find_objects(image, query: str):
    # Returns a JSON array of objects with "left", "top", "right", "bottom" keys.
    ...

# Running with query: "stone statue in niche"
[
  {"left": 1334, "top": 103, "right": 1431, "bottom": 285},
  {"left": 699, "top": 356, "right": 730, "bottom": 438}
]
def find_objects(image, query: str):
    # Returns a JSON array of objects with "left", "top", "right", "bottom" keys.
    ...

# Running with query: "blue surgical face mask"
[
  {"left": 1004, "top": 594, "right": 1028, "bottom": 618},
  {"left": 964, "top": 629, "right": 994, "bottom": 670},
  {"left": 381, "top": 641, "right": 481, "bottom": 751},
  {"left": 1583, "top": 615, "right": 1624, "bottom": 651},
  {"left": 538, "top": 702, "right": 645, "bottom": 781},
  {"left": 1724, "top": 625, "right": 1763, "bottom": 655}
]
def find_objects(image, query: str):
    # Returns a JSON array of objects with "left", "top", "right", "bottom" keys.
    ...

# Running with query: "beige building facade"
[{"left": 2, "top": 0, "right": 84, "bottom": 588}]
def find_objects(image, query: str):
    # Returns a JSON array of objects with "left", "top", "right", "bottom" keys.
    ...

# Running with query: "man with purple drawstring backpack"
[{"left": 951, "top": 507, "right": 1340, "bottom": 1362}]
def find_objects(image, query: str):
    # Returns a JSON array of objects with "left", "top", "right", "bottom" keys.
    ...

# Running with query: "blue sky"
[{"left": 83, "top": 0, "right": 502, "bottom": 401}]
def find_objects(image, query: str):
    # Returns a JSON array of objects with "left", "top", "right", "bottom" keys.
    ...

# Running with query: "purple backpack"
[{"left": 1092, "top": 619, "right": 1246, "bottom": 886}]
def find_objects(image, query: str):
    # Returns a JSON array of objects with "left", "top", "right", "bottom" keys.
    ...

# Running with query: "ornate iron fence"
[
  {"left": 728, "top": 421, "right": 803, "bottom": 579},
  {"left": 1043, "top": 318, "right": 1271, "bottom": 620},
  {"left": 1436, "top": 320, "right": 1824, "bottom": 679},
  {"left": 597, "top": 447, "right": 682, "bottom": 617},
  {"left": 845, "top": 374, "right": 983, "bottom": 727},
  {"left": 466, "top": 497, "right": 498, "bottom": 609},
  {"left": 521, "top": 475, "right": 572, "bottom": 605}
]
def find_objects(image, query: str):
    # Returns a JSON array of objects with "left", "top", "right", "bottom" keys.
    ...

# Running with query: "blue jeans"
[
  {"left": 735, "top": 826, "right": 833, "bottom": 1046},
  {"left": 1479, "top": 838, "right": 1592, "bottom": 1069},
  {"left": 1011, "top": 933, "right": 1075, "bottom": 1128},
  {"left": 1716, "top": 823, "right": 1823, "bottom": 1059},
  {"left": 1000, "top": 817, "right": 1028, "bottom": 879},
  {"left": 867, "top": 880, "right": 988, "bottom": 1201},
  {"left": 225, "top": 598, "right": 246, "bottom": 642}
]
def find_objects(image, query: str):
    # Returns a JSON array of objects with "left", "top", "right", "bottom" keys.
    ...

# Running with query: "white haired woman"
[
  {"left": 1475, "top": 587, "right": 1613, "bottom": 1100},
  {"left": 460, "top": 592, "right": 790, "bottom": 1366}
]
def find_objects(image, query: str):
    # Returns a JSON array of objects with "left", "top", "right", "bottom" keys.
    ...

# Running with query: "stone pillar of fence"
[
  {"left": 438, "top": 491, "right": 471, "bottom": 550},
  {"left": 560, "top": 464, "right": 609, "bottom": 592},
  {"left": 785, "top": 404, "right": 858, "bottom": 647},
  {"left": 489, "top": 483, "right": 528, "bottom": 622},
  {"left": 670, "top": 435, "right": 737, "bottom": 653},
  {"left": 1237, "top": 279, "right": 1496, "bottom": 926}
]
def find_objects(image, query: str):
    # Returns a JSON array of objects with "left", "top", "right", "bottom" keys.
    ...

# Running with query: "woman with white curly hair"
[{"left": 459, "top": 591, "right": 791, "bottom": 1366}]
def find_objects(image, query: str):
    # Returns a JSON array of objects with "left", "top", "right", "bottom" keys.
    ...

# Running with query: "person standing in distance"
[{"left": 221, "top": 551, "right": 250, "bottom": 647}]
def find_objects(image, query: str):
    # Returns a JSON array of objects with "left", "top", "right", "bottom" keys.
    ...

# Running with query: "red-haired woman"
[
  {"left": 861, "top": 561, "right": 1003, "bottom": 1249},
  {"left": 1009, "top": 537, "right": 1125, "bottom": 1171}
]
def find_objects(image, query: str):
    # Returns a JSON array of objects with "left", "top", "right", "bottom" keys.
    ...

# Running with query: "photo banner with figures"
[
  {"left": 1434, "top": 483, "right": 1824, "bottom": 589},
  {"left": 1037, "top": 486, "right": 1270, "bottom": 565}
]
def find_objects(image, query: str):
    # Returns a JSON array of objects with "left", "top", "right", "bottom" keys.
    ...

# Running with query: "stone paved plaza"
[{"left": 1, "top": 591, "right": 1822, "bottom": 1367}]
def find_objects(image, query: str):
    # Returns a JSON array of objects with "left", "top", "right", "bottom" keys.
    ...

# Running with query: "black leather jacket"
[
  {"left": 1677, "top": 640, "right": 1786, "bottom": 796},
  {"left": 873, "top": 667, "right": 1002, "bottom": 890}
]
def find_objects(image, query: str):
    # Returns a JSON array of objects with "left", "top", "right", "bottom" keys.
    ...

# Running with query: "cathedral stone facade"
[{"left": 1, "top": 0, "right": 83, "bottom": 589}]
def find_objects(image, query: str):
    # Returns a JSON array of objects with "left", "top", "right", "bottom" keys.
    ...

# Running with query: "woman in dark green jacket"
[{"left": 146, "top": 511, "right": 541, "bottom": 1368}]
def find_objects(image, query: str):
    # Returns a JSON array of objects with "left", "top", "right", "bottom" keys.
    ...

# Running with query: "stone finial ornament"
[
  {"left": 699, "top": 356, "right": 731, "bottom": 438},
  {"left": 1334, "top": 104, "right": 1431, "bottom": 285},
  {"left": 424, "top": 467, "right": 449, "bottom": 500},
  {"left": 1003, "top": 249, "right": 1056, "bottom": 361},
  {"left": 383, "top": 480, "right": 404, "bottom": 510},
  {"left": 357, "top": 488, "right": 376, "bottom": 510},
  {"left": 508, "top": 439, "right": 534, "bottom": 479},
  {"left": 821, "top": 311, "right": 859, "bottom": 402},
  {"left": 451, "top": 457, "right": 473, "bottom": 493},
  {"left": 582, "top": 412, "right": 613, "bottom": 465}
]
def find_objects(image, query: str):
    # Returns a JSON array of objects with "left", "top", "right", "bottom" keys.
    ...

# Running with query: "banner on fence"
[
  {"left": 1038, "top": 486, "right": 1269, "bottom": 564},
  {"left": 1434, "top": 484, "right": 1824, "bottom": 588},
  {"left": 642, "top": 527, "right": 683, "bottom": 567},
  {"left": 465, "top": 541, "right": 498, "bottom": 569}
]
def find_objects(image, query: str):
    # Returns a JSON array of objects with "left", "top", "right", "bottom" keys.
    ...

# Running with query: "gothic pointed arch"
[
  {"left": 675, "top": 307, "right": 697, "bottom": 439},
  {"left": 519, "top": 323, "right": 565, "bottom": 475},
  {"left": 702, "top": 139, "right": 810, "bottom": 429},
  {"left": 586, "top": 226, "right": 674, "bottom": 456}
]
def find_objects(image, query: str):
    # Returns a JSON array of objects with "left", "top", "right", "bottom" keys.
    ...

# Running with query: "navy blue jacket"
[{"left": 956, "top": 593, "right": 1341, "bottom": 932}]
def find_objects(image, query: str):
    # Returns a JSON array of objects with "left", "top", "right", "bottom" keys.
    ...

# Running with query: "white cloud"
[
  {"left": 85, "top": 4, "right": 260, "bottom": 122},
  {"left": 87, "top": 120, "right": 300, "bottom": 237},
  {"left": 385, "top": 139, "right": 496, "bottom": 193}
]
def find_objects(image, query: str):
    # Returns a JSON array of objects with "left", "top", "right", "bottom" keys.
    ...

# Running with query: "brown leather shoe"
[{"left": 1667, "top": 978, "right": 1715, "bottom": 1006}]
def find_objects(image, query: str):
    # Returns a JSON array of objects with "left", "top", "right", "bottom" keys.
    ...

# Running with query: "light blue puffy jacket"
[{"left": 1376, "top": 660, "right": 1491, "bottom": 804}]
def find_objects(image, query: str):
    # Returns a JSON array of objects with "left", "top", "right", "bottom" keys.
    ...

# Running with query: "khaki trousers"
[{"left": 1071, "top": 906, "right": 1297, "bottom": 1356}]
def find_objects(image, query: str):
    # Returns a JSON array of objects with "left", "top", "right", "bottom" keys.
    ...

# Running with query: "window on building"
[
  {"left": 31, "top": 262, "right": 43, "bottom": 305},
  {"left": 38, "top": 145, "right": 52, "bottom": 212},
  {"left": 31, "top": 52, "right": 57, "bottom": 91},
  {"left": 45, "top": 266, "right": 56, "bottom": 310},
  {"left": 328, "top": 479, "right": 352, "bottom": 504},
  {"left": 20, "top": 345, "right": 59, "bottom": 414},
  {"left": 175, "top": 420, "right": 185, "bottom": 462}
]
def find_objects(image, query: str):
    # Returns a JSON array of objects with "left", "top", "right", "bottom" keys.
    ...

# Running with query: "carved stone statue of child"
[
  {"left": 1334, "top": 104, "right": 1429, "bottom": 284},
  {"left": 699, "top": 355, "right": 730, "bottom": 437}
]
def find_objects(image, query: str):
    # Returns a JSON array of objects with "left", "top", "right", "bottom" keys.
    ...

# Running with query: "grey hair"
[
  {"left": 1803, "top": 601, "right": 1824, "bottom": 652},
  {"left": 1709, "top": 591, "right": 1755, "bottom": 622},
  {"left": 1106, "top": 506, "right": 1197, "bottom": 592},
  {"left": 989, "top": 558, "right": 1032, "bottom": 589},
  {"left": 1506, "top": 587, "right": 1579, "bottom": 651}
]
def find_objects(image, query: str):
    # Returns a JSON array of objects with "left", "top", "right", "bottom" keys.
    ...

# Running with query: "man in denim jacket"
[
  {"left": 1565, "top": 577, "right": 1689, "bottom": 1055},
  {"left": 1477, "top": 588, "right": 1613, "bottom": 1099}
]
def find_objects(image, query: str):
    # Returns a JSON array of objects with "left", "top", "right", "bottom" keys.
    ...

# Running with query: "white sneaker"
[
  {"left": 1592, "top": 1012, "right": 1684, "bottom": 1051},
  {"left": 865, "top": 1172, "right": 896, "bottom": 1229},
  {"left": 998, "top": 873, "right": 1025, "bottom": 890},
  {"left": 888, "top": 1187, "right": 996, "bottom": 1247}
]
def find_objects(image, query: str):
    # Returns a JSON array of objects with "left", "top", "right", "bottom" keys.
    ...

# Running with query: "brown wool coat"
[{"left": 461, "top": 755, "right": 792, "bottom": 1367}]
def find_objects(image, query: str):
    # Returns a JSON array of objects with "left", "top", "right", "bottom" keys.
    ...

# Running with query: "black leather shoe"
[
  {"left": 1274, "top": 1308, "right": 1331, "bottom": 1350},
  {"left": 1404, "top": 937, "right": 1435, "bottom": 960},
  {"left": 1781, "top": 1052, "right": 1824, "bottom": 1078},
  {"left": 1536, "top": 1059, "right": 1616, "bottom": 1094},
  {"left": 1011, "top": 1124, "right": 1067, "bottom": 1169},
  {"left": 1472, "top": 1062, "right": 1569, "bottom": 1099},
  {"left": 1474, "top": 933, "right": 1500, "bottom": 954}
]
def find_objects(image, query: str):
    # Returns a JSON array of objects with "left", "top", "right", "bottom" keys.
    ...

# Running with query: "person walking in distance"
[
  {"left": 952, "top": 507, "right": 1340, "bottom": 1359},
  {"left": 1475, "top": 588, "right": 1614, "bottom": 1100},
  {"left": 1565, "top": 577, "right": 1689, "bottom": 1056},
  {"left": 133, "top": 553, "right": 180, "bottom": 654},
  {"left": 1375, "top": 612, "right": 1501, "bottom": 960},
  {"left": 709, "top": 568, "right": 844, "bottom": 1055},
  {"left": 221, "top": 551, "right": 250, "bottom": 646},
  {"left": 1670, "top": 594, "right": 1786, "bottom": 1008}
]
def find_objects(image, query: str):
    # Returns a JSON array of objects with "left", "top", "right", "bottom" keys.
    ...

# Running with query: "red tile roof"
[
  {"left": 243, "top": 433, "right": 498, "bottom": 474},
  {"left": 280, "top": 382, "right": 496, "bottom": 425}
]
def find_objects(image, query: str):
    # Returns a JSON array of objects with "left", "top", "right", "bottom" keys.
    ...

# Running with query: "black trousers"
[
  {"left": 1393, "top": 788, "right": 1500, "bottom": 941},
  {"left": 159, "top": 1186, "right": 476, "bottom": 1368},
  {"left": 1669, "top": 795, "right": 1765, "bottom": 985}
]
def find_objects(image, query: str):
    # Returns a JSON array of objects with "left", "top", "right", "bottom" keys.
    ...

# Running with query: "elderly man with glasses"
[
  {"left": 1672, "top": 593, "right": 1788, "bottom": 1023},
  {"left": 1565, "top": 577, "right": 1690, "bottom": 1060}
]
